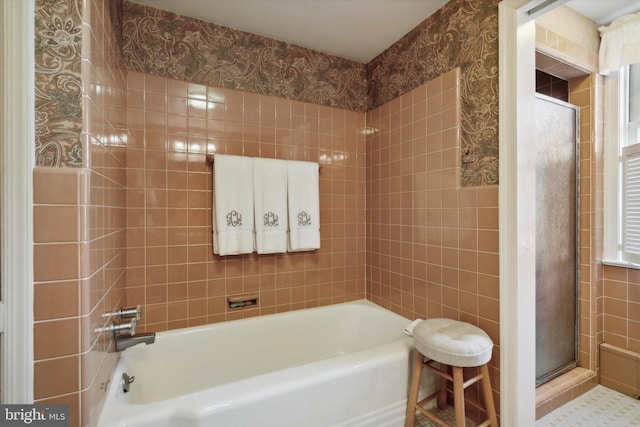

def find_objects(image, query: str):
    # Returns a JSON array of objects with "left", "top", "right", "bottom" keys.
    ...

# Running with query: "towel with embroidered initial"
[
  {"left": 287, "top": 160, "right": 320, "bottom": 251},
  {"left": 212, "top": 154, "right": 255, "bottom": 255},
  {"left": 253, "top": 157, "right": 288, "bottom": 254}
]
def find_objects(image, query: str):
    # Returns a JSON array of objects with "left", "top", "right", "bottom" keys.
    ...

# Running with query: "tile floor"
[
  {"left": 413, "top": 385, "right": 640, "bottom": 426},
  {"left": 536, "top": 385, "right": 640, "bottom": 426}
]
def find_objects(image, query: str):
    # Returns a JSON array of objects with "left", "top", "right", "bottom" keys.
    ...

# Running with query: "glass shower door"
[{"left": 535, "top": 94, "right": 580, "bottom": 386}]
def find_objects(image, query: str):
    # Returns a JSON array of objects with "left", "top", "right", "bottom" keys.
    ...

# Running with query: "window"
[
  {"left": 604, "top": 63, "right": 640, "bottom": 266},
  {"left": 601, "top": 10, "right": 640, "bottom": 267},
  {"left": 628, "top": 63, "right": 640, "bottom": 144}
]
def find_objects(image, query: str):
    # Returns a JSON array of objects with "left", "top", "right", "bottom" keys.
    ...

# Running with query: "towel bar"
[{"left": 206, "top": 154, "right": 321, "bottom": 170}]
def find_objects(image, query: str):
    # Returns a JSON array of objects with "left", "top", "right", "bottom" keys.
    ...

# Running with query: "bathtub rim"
[{"left": 147, "top": 298, "right": 408, "bottom": 341}]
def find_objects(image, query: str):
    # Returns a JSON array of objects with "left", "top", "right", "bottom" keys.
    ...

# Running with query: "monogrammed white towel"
[
  {"left": 212, "top": 154, "right": 255, "bottom": 255},
  {"left": 287, "top": 160, "right": 320, "bottom": 251},
  {"left": 253, "top": 157, "right": 288, "bottom": 254}
]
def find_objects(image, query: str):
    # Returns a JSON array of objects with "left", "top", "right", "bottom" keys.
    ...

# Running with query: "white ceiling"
[
  {"left": 131, "top": 0, "right": 640, "bottom": 63},
  {"left": 565, "top": 0, "right": 640, "bottom": 25}
]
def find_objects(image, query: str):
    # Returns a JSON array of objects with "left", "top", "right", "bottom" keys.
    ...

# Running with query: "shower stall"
[{"left": 535, "top": 93, "right": 580, "bottom": 386}]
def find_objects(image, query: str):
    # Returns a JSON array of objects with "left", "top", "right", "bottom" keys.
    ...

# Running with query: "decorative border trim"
[
  {"left": 122, "top": 1, "right": 368, "bottom": 112},
  {"left": 34, "top": 0, "right": 83, "bottom": 167}
]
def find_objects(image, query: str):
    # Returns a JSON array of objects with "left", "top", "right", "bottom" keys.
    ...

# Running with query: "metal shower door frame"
[{"left": 534, "top": 93, "right": 581, "bottom": 387}]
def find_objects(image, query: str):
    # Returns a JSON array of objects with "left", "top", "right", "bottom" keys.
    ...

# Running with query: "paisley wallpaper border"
[
  {"left": 368, "top": 0, "right": 499, "bottom": 186},
  {"left": 35, "top": 0, "right": 83, "bottom": 167},
  {"left": 36, "top": 0, "right": 499, "bottom": 185},
  {"left": 121, "top": 1, "right": 368, "bottom": 112}
]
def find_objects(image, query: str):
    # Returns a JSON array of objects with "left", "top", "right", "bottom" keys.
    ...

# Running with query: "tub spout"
[{"left": 115, "top": 332, "right": 155, "bottom": 352}]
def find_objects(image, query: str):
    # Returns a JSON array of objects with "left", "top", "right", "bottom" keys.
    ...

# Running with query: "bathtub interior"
[{"left": 118, "top": 300, "right": 414, "bottom": 405}]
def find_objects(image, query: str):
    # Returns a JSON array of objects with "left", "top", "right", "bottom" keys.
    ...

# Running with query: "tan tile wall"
[
  {"left": 33, "top": 164, "right": 126, "bottom": 427},
  {"left": 568, "top": 74, "right": 601, "bottom": 374},
  {"left": 602, "top": 267, "right": 640, "bottom": 352},
  {"left": 34, "top": 168, "right": 83, "bottom": 427},
  {"left": 535, "top": 6, "right": 600, "bottom": 59},
  {"left": 125, "top": 71, "right": 367, "bottom": 331},
  {"left": 535, "top": 17, "right": 599, "bottom": 72},
  {"left": 536, "top": 70, "right": 569, "bottom": 101},
  {"left": 365, "top": 68, "right": 500, "bottom": 420},
  {"left": 33, "top": 1, "right": 127, "bottom": 426}
]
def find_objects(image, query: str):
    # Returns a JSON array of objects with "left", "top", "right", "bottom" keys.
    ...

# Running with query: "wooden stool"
[{"left": 404, "top": 318, "right": 498, "bottom": 427}]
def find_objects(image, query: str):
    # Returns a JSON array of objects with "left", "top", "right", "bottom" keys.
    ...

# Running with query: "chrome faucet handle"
[
  {"left": 110, "top": 318, "right": 137, "bottom": 336},
  {"left": 119, "top": 305, "right": 142, "bottom": 320},
  {"left": 95, "top": 318, "right": 138, "bottom": 339},
  {"left": 102, "top": 305, "right": 142, "bottom": 321}
]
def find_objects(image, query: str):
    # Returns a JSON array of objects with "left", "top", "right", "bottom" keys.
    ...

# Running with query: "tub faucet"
[{"left": 115, "top": 332, "right": 156, "bottom": 352}]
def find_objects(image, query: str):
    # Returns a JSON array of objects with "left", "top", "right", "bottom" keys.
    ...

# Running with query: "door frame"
[
  {"left": 0, "top": 0, "right": 35, "bottom": 403},
  {"left": 498, "top": 1, "right": 537, "bottom": 425},
  {"left": 499, "top": 0, "right": 582, "bottom": 424},
  {"left": 500, "top": 0, "right": 596, "bottom": 422}
]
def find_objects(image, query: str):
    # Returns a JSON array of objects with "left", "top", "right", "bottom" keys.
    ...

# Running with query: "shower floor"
[
  {"left": 413, "top": 385, "right": 640, "bottom": 426},
  {"left": 536, "top": 385, "right": 640, "bottom": 426}
]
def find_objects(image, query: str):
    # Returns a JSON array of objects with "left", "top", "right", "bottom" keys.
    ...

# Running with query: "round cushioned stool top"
[{"left": 413, "top": 318, "right": 493, "bottom": 367}]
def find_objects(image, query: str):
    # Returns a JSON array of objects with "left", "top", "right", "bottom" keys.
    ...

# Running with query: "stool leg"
[
  {"left": 404, "top": 351, "right": 424, "bottom": 427},
  {"left": 480, "top": 364, "right": 498, "bottom": 426},
  {"left": 438, "top": 362, "right": 448, "bottom": 409},
  {"left": 452, "top": 366, "right": 465, "bottom": 427}
]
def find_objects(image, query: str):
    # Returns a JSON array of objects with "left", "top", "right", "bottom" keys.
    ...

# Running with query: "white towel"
[
  {"left": 287, "top": 160, "right": 321, "bottom": 251},
  {"left": 253, "top": 158, "right": 288, "bottom": 254},
  {"left": 212, "top": 154, "right": 255, "bottom": 255}
]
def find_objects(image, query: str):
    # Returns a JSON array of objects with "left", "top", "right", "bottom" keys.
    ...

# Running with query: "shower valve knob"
[{"left": 119, "top": 305, "right": 142, "bottom": 320}]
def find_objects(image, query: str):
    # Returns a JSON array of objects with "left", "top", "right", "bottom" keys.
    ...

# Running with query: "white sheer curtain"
[{"left": 599, "top": 10, "right": 640, "bottom": 75}]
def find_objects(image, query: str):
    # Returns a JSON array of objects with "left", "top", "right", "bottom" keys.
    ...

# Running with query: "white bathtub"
[{"left": 97, "top": 300, "right": 421, "bottom": 427}]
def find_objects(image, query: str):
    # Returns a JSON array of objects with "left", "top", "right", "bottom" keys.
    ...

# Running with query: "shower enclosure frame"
[{"left": 534, "top": 92, "right": 581, "bottom": 387}]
